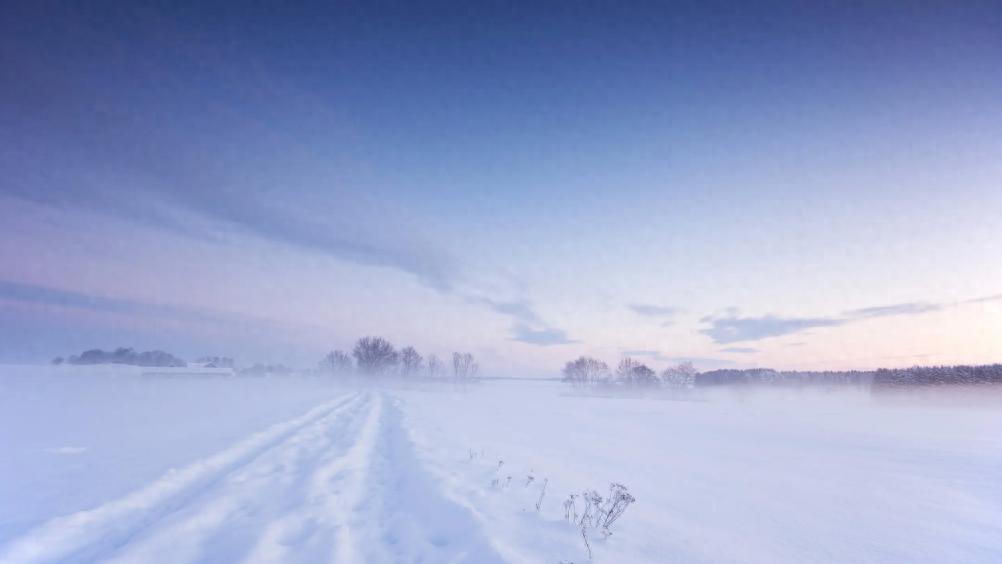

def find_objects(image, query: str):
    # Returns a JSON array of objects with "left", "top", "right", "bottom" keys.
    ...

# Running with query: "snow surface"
[{"left": 2, "top": 368, "right": 1001, "bottom": 563}]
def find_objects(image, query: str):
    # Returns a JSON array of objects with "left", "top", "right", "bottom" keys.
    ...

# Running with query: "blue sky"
[{"left": 2, "top": 1, "right": 1001, "bottom": 371}]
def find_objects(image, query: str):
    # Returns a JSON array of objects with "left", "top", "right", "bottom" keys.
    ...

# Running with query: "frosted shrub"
[
  {"left": 565, "top": 483, "right": 636, "bottom": 559},
  {"left": 598, "top": 483, "right": 635, "bottom": 537},
  {"left": 564, "top": 494, "right": 579, "bottom": 523}
]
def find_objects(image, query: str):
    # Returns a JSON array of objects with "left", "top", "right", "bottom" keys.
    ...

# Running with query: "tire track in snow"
[
  {"left": 238, "top": 390, "right": 383, "bottom": 564},
  {"left": 352, "top": 394, "right": 508, "bottom": 564},
  {"left": 97, "top": 392, "right": 375, "bottom": 564},
  {"left": 0, "top": 392, "right": 361, "bottom": 564},
  {"left": 2, "top": 391, "right": 509, "bottom": 564}
]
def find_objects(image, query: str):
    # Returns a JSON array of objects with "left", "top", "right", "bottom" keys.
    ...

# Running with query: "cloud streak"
[
  {"left": 473, "top": 297, "right": 577, "bottom": 347},
  {"left": 621, "top": 350, "right": 660, "bottom": 356},
  {"left": 510, "top": 326, "right": 578, "bottom": 346},
  {"left": 700, "top": 291, "right": 1002, "bottom": 345},
  {"left": 700, "top": 314, "right": 842, "bottom": 345},
  {"left": 0, "top": 280, "right": 208, "bottom": 322},
  {"left": 628, "top": 304, "right": 679, "bottom": 317},
  {"left": 966, "top": 293, "right": 1002, "bottom": 304},
  {"left": 843, "top": 301, "right": 941, "bottom": 319},
  {"left": 653, "top": 356, "right": 736, "bottom": 368}
]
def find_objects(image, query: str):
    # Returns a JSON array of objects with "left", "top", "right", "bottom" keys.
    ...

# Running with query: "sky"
[{"left": 1, "top": 0, "right": 1001, "bottom": 373}]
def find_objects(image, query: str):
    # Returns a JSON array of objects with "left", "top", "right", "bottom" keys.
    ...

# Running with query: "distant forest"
[
  {"left": 696, "top": 365, "right": 1002, "bottom": 388},
  {"left": 696, "top": 368, "right": 867, "bottom": 387},
  {"left": 562, "top": 355, "right": 1002, "bottom": 390},
  {"left": 52, "top": 348, "right": 240, "bottom": 368},
  {"left": 55, "top": 347, "right": 187, "bottom": 367}
]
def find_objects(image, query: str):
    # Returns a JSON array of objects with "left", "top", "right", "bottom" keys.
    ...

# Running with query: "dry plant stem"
[{"left": 535, "top": 478, "right": 548, "bottom": 512}]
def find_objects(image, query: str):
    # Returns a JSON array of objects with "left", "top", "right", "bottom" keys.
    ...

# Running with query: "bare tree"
[
  {"left": 616, "top": 358, "right": 658, "bottom": 388},
  {"left": 399, "top": 346, "right": 423, "bottom": 378},
  {"left": 352, "top": 336, "right": 399, "bottom": 376},
  {"left": 426, "top": 354, "right": 442, "bottom": 379},
  {"left": 561, "top": 356, "right": 610, "bottom": 387},
  {"left": 616, "top": 358, "right": 640, "bottom": 387},
  {"left": 662, "top": 361, "right": 698, "bottom": 390},
  {"left": 452, "top": 352, "right": 479, "bottom": 381},
  {"left": 319, "top": 350, "right": 352, "bottom": 375}
]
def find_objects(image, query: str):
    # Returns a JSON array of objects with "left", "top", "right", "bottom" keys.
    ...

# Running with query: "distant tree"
[
  {"left": 561, "top": 357, "right": 610, "bottom": 387},
  {"left": 634, "top": 365, "right": 658, "bottom": 388},
  {"left": 452, "top": 352, "right": 479, "bottom": 381},
  {"left": 196, "top": 356, "right": 233, "bottom": 367},
  {"left": 319, "top": 350, "right": 353, "bottom": 374},
  {"left": 352, "top": 336, "right": 399, "bottom": 376},
  {"left": 426, "top": 354, "right": 443, "bottom": 379},
  {"left": 205, "top": 357, "right": 237, "bottom": 368},
  {"left": 616, "top": 358, "right": 658, "bottom": 388},
  {"left": 399, "top": 347, "right": 423, "bottom": 378},
  {"left": 51, "top": 357, "right": 64, "bottom": 365},
  {"left": 136, "top": 350, "right": 182, "bottom": 367},
  {"left": 662, "top": 361, "right": 698, "bottom": 390},
  {"left": 64, "top": 348, "right": 183, "bottom": 367},
  {"left": 616, "top": 358, "right": 640, "bottom": 387},
  {"left": 73, "top": 349, "right": 107, "bottom": 365},
  {"left": 109, "top": 347, "right": 137, "bottom": 364}
]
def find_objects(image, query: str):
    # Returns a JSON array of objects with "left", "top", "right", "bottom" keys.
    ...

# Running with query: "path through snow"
[{"left": 0, "top": 391, "right": 504, "bottom": 564}]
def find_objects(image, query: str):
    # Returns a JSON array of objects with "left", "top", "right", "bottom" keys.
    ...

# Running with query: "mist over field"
[{"left": 3, "top": 1, "right": 1001, "bottom": 563}]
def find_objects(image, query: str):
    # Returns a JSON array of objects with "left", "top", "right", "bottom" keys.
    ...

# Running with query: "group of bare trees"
[
  {"left": 54, "top": 347, "right": 187, "bottom": 367},
  {"left": 318, "top": 336, "right": 477, "bottom": 381},
  {"left": 561, "top": 356, "right": 697, "bottom": 390}
]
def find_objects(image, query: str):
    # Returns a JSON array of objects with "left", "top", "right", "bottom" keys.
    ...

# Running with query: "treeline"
[
  {"left": 561, "top": 357, "right": 698, "bottom": 390},
  {"left": 872, "top": 364, "right": 1002, "bottom": 388},
  {"left": 54, "top": 347, "right": 187, "bottom": 367},
  {"left": 318, "top": 336, "right": 479, "bottom": 380},
  {"left": 561, "top": 357, "right": 1002, "bottom": 391},
  {"left": 696, "top": 368, "right": 868, "bottom": 387},
  {"left": 197, "top": 356, "right": 235, "bottom": 368}
]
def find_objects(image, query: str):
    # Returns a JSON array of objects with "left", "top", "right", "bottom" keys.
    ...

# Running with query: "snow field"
[
  {"left": 3, "top": 371, "right": 1002, "bottom": 564},
  {"left": 1, "top": 385, "right": 505, "bottom": 564},
  {"left": 392, "top": 380, "right": 1002, "bottom": 564}
]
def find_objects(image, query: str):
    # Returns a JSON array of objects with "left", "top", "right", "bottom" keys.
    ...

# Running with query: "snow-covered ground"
[{"left": 2, "top": 368, "right": 1001, "bottom": 563}]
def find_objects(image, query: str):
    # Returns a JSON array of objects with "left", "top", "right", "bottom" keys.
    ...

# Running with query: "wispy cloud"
[
  {"left": 203, "top": 202, "right": 458, "bottom": 292},
  {"left": 653, "top": 356, "right": 736, "bottom": 368},
  {"left": 473, "top": 297, "right": 577, "bottom": 347},
  {"left": 843, "top": 301, "right": 941, "bottom": 319},
  {"left": 699, "top": 292, "right": 1002, "bottom": 345},
  {"left": 0, "top": 280, "right": 211, "bottom": 322},
  {"left": 474, "top": 298, "right": 542, "bottom": 325},
  {"left": 510, "top": 325, "right": 578, "bottom": 346},
  {"left": 628, "top": 304, "right": 679, "bottom": 317},
  {"left": 700, "top": 314, "right": 842, "bottom": 345},
  {"left": 721, "top": 347, "right": 758, "bottom": 354},
  {"left": 966, "top": 293, "right": 1002, "bottom": 304},
  {"left": 621, "top": 350, "right": 660, "bottom": 356}
]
